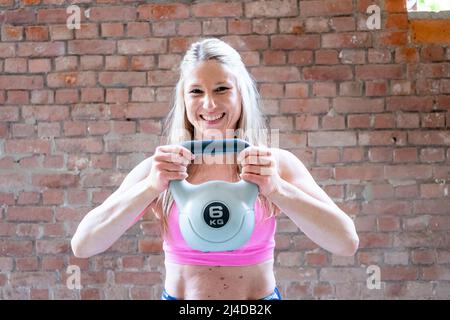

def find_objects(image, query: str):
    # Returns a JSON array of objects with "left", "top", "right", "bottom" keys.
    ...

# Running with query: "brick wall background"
[{"left": 0, "top": 0, "right": 449, "bottom": 300}]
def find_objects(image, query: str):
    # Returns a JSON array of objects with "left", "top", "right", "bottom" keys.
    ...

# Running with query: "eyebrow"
[{"left": 188, "top": 81, "right": 230, "bottom": 88}]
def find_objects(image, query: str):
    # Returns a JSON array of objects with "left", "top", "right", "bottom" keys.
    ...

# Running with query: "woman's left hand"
[{"left": 237, "top": 146, "right": 283, "bottom": 197}]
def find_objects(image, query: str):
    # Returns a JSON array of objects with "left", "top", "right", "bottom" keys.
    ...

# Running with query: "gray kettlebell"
[{"left": 169, "top": 139, "right": 259, "bottom": 252}]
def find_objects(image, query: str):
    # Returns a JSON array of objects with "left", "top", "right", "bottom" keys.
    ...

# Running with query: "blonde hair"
[{"left": 150, "top": 38, "right": 281, "bottom": 235}]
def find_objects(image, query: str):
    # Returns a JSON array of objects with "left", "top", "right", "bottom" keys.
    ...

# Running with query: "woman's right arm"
[{"left": 71, "top": 145, "right": 193, "bottom": 258}]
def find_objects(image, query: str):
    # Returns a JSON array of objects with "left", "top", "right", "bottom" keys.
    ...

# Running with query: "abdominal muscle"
[{"left": 164, "top": 259, "right": 276, "bottom": 300}]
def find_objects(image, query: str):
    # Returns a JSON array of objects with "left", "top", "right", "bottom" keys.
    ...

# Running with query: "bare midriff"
[{"left": 164, "top": 259, "right": 276, "bottom": 300}]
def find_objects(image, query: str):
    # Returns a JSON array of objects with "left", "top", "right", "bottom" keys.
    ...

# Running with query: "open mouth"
[{"left": 200, "top": 113, "right": 226, "bottom": 124}]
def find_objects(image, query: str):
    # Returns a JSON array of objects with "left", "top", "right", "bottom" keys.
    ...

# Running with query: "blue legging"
[{"left": 161, "top": 287, "right": 282, "bottom": 300}]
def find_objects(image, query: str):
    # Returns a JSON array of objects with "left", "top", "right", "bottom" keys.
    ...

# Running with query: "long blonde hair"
[{"left": 151, "top": 37, "right": 281, "bottom": 235}]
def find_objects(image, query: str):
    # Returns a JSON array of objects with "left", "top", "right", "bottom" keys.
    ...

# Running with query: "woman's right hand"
[{"left": 147, "top": 144, "right": 194, "bottom": 193}]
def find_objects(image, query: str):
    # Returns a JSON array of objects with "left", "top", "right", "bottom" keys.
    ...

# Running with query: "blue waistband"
[{"left": 161, "top": 287, "right": 281, "bottom": 300}]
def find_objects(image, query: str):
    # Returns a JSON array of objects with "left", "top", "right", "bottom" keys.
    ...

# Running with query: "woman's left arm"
[{"left": 238, "top": 147, "right": 359, "bottom": 256}]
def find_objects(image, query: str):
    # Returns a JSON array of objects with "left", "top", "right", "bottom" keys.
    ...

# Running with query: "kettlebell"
[{"left": 169, "top": 139, "right": 259, "bottom": 252}]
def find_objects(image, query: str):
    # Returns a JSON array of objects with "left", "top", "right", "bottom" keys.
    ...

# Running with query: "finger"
[
  {"left": 157, "top": 145, "right": 194, "bottom": 162},
  {"left": 155, "top": 162, "right": 188, "bottom": 173},
  {"left": 239, "top": 155, "right": 274, "bottom": 166},
  {"left": 237, "top": 146, "right": 272, "bottom": 163},
  {"left": 153, "top": 152, "right": 191, "bottom": 165},
  {"left": 165, "top": 171, "right": 188, "bottom": 181},
  {"left": 241, "top": 165, "right": 275, "bottom": 175}
]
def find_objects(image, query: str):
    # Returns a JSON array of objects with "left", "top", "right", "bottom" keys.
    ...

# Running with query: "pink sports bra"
[{"left": 162, "top": 198, "right": 276, "bottom": 266}]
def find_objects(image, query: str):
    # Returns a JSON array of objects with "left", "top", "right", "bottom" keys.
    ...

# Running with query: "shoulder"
[{"left": 269, "top": 147, "right": 309, "bottom": 181}]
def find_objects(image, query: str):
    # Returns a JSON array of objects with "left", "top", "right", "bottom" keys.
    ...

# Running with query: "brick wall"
[{"left": 0, "top": 0, "right": 449, "bottom": 300}]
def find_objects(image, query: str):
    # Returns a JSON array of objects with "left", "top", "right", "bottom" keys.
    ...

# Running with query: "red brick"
[
  {"left": 0, "top": 75, "right": 43, "bottom": 90},
  {"left": 81, "top": 88, "right": 104, "bottom": 103},
  {"left": 5, "top": 8, "right": 35, "bottom": 24},
  {"left": 309, "top": 131, "right": 356, "bottom": 147},
  {"left": 295, "top": 115, "right": 319, "bottom": 131},
  {"left": 339, "top": 49, "right": 365, "bottom": 64},
  {"left": 375, "top": 31, "right": 408, "bottom": 46},
  {"left": 28, "top": 59, "right": 51, "bottom": 73},
  {"left": 333, "top": 97, "right": 384, "bottom": 113},
  {"left": 313, "top": 82, "right": 336, "bottom": 97},
  {"left": 303, "top": 66, "right": 352, "bottom": 81},
  {"left": 339, "top": 81, "right": 362, "bottom": 96},
  {"left": 55, "top": 56, "right": 77, "bottom": 71},
  {"left": 75, "top": 23, "right": 98, "bottom": 39},
  {"left": 421, "top": 113, "right": 446, "bottom": 128},
  {"left": 153, "top": 20, "right": 177, "bottom": 37},
  {"left": 177, "top": 21, "right": 202, "bottom": 36},
  {"left": 287, "top": 50, "right": 313, "bottom": 65},
  {"left": 368, "top": 48, "right": 392, "bottom": 63},
  {"left": 49, "top": 25, "right": 73, "bottom": 40},
  {"left": 192, "top": 2, "right": 243, "bottom": 17},
  {"left": 2, "top": 25, "right": 23, "bottom": 41},
  {"left": 385, "top": 14, "right": 409, "bottom": 30},
  {"left": 393, "top": 147, "right": 418, "bottom": 162},
  {"left": 99, "top": 72, "right": 145, "bottom": 87},
  {"left": 387, "top": 96, "right": 434, "bottom": 112},
  {"left": 271, "top": 35, "right": 320, "bottom": 50},
  {"left": 360, "top": 131, "right": 406, "bottom": 146},
  {"left": 300, "top": 0, "right": 353, "bottom": 17},
  {"left": 395, "top": 47, "right": 419, "bottom": 63},
  {"left": 280, "top": 98, "right": 329, "bottom": 114},
  {"left": 412, "top": 20, "right": 450, "bottom": 45},
  {"left": 263, "top": 50, "right": 286, "bottom": 65},
  {"left": 68, "top": 40, "right": 115, "bottom": 55},
  {"left": 106, "top": 88, "right": 129, "bottom": 103},
  {"left": 228, "top": 19, "right": 251, "bottom": 34},
  {"left": 365, "top": 80, "right": 387, "bottom": 96},
  {"left": 420, "top": 148, "right": 445, "bottom": 162},
  {"left": 347, "top": 114, "right": 370, "bottom": 128},
  {"left": 25, "top": 26, "right": 49, "bottom": 41},
  {"left": 305, "top": 17, "right": 330, "bottom": 33},
  {"left": 89, "top": 6, "right": 136, "bottom": 21},
  {"left": 105, "top": 56, "right": 128, "bottom": 71},
  {"left": 421, "top": 46, "right": 445, "bottom": 62},
  {"left": 118, "top": 38, "right": 166, "bottom": 55},
  {"left": 246, "top": 0, "right": 297, "bottom": 18},
  {"left": 137, "top": 3, "right": 189, "bottom": 20},
  {"left": 315, "top": 50, "right": 338, "bottom": 64},
  {"left": 316, "top": 148, "right": 340, "bottom": 162},
  {"left": 37, "top": 8, "right": 69, "bottom": 24},
  {"left": 127, "top": 22, "right": 150, "bottom": 37},
  {"left": 368, "top": 147, "right": 393, "bottom": 162},
  {"left": 356, "top": 65, "right": 403, "bottom": 80},
  {"left": 385, "top": 0, "right": 406, "bottom": 13},
  {"left": 330, "top": 16, "right": 355, "bottom": 31},
  {"left": 322, "top": 32, "right": 371, "bottom": 48},
  {"left": 47, "top": 72, "right": 96, "bottom": 88},
  {"left": 18, "top": 42, "right": 64, "bottom": 57},
  {"left": 336, "top": 165, "right": 385, "bottom": 182},
  {"left": 251, "top": 66, "right": 300, "bottom": 82}
]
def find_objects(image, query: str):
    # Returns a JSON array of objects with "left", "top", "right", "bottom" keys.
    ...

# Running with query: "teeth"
[{"left": 202, "top": 113, "right": 224, "bottom": 121}]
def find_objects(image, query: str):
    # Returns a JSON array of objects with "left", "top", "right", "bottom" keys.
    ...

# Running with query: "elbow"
[
  {"left": 339, "top": 234, "right": 359, "bottom": 256},
  {"left": 71, "top": 234, "right": 94, "bottom": 259}
]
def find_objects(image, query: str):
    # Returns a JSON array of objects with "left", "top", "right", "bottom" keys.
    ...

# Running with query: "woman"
[{"left": 71, "top": 38, "right": 359, "bottom": 300}]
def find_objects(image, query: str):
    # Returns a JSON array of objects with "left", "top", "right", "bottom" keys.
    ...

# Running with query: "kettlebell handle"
[{"left": 181, "top": 138, "right": 250, "bottom": 156}]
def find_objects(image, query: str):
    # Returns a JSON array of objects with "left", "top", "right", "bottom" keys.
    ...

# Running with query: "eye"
[
  {"left": 216, "top": 87, "right": 229, "bottom": 92},
  {"left": 190, "top": 89, "right": 202, "bottom": 94}
]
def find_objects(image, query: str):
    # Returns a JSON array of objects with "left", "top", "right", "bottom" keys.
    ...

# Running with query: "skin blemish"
[
  {"left": 223, "top": 284, "right": 229, "bottom": 290},
  {"left": 220, "top": 277, "right": 225, "bottom": 280},
  {"left": 239, "top": 275, "right": 243, "bottom": 279}
]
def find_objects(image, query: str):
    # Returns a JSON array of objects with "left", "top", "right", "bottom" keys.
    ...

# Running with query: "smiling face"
[{"left": 183, "top": 60, "right": 242, "bottom": 140}]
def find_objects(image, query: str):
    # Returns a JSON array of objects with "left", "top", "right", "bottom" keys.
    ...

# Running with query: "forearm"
[
  {"left": 71, "top": 176, "right": 160, "bottom": 258},
  {"left": 268, "top": 179, "right": 359, "bottom": 256}
]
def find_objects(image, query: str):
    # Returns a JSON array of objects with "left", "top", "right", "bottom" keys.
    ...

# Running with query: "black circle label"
[{"left": 203, "top": 202, "right": 230, "bottom": 228}]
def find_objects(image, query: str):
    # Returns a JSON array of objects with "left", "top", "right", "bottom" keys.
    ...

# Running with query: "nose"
[{"left": 202, "top": 93, "right": 217, "bottom": 110}]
